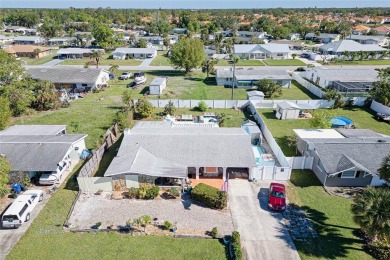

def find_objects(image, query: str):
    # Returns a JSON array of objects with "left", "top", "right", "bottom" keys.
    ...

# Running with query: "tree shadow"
[
  {"left": 292, "top": 80, "right": 320, "bottom": 99},
  {"left": 147, "top": 70, "right": 186, "bottom": 77},
  {"left": 261, "top": 111, "right": 277, "bottom": 120}
]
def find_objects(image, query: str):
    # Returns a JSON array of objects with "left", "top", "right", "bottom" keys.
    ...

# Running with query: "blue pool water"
[
  {"left": 331, "top": 116, "right": 353, "bottom": 127},
  {"left": 252, "top": 146, "right": 275, "bottom": 167}
]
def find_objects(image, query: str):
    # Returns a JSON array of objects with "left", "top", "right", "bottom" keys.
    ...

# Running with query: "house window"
[
  {"left": 277, "top": 53, "right": 283, "bottom": 56},
  {"left": 317, "top": 159, "right": 325, "bottom": 172},
  {"left": 341, "top": 171, "right": 356, "bottom": 178}
]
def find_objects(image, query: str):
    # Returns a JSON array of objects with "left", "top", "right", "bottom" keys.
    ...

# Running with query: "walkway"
[{"left": 228, "top": 179, "right": 300, "bottom": 260}]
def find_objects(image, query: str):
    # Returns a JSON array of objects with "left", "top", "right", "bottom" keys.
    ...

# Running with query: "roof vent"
[{"left": 378, "top": 139, "right": 388, "bottom": 143}]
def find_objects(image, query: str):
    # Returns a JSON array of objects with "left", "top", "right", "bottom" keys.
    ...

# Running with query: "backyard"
[
  {"left": 274, "top": 81, "right": 319, "bottom": 100},
  {"left": 7, "top": 164, "right": 228, "bottom": 259},
  {"left": 262, "top": 59, "right": 306, "bottom": 66},
  {"left": 286, "top": 170, "right": 371, "bottom": 260},
  {"left": 258, "top": 107, "right": 390, "bottom": 156}
]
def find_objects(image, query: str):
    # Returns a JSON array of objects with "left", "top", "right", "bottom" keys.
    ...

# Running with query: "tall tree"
[
  {"left": 92, "top": 23, "right": 116, "bottom": 50},
  {"left": 309, "top": 110, "right": 335, "bottom": 129},
  {"left": 109, "top": 64, "right": 119, "bottom": 76},
  {"left": 136, "top": 39, "right": 148, "bottom": 48},
  {"left": 90, "top": 50, "right": 104, "bottom": 68},
  {"left": 32, "top": 80, "right": 58, "bottom": 111},
  {"left": 256, "top": 79, "right": 282, "bottom": 98},
  {"left": 379, "top": 154, "right": 390, "bottom": 183},
  {"left": 351, "top": 187, "right": 390, "bottom": 242},
  {"left": 0, "top": 49, "right": 25, "bottom": 86},
  {"left": 0, "top": 156, "right": 12, "bottom": 197},
  {"left": 0, "top": 97, "right": 11, "bottom": 130},
  {"left": 202, "top": 58, "right": 217, "bottom": 79},
  {"left": 370, "top": 68, "right": 390, "bottom": 106},
  {"left": 169, "top": 37, "right": 206, "bottom": 73}
]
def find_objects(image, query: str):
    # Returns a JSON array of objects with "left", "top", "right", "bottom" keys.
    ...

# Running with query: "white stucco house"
[
  {"left": 234, "top": 44, "right": 291, "bottom": 59},
  {"left": 112, "top": 48, "right": 157, "bottom": 60}
]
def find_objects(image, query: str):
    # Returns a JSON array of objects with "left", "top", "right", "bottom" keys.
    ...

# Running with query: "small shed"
[
  {"left": 275, "top": 101, "right": 301, "bottom": 120},
  {"left": 149, "top": 77, "right": 167, "bottom": 95},
  {"left": 241, "top": 119, "right": 262, "bottom": 144},
  {"left": 247, "top": 90, "right": 265, "bottom": 100}
]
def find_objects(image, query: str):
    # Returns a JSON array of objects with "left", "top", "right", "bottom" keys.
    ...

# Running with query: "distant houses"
[
  {"left": 112, "top": 47, "right": 157, "bottom": 60},
  {"left": 319, "top": 40, "right": 386, "bottom": 56},
  {"left": 14, "top": 36, "right": 45, "bottom": 45},
  {"left": 4, "top": 45, "right": 51, "bottom": 58},
  {"left": 57, "top": 48, "right": 104, "bottom": 59}
]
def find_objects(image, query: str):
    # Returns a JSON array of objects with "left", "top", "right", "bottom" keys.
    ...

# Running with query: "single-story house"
[
  {"left": 216, "top": 68, "right": 292, "bottom": 89},
  {"left": 4, "top": 26, "right": 28, "bottom": 33},
  {"left": 26, "top": 67, "right": 110, "bottom": 92},
  {"left": 13, "top": 36, "right": 45, "bottom": 45},
  {"left": 293, "top": 128, "right": 390, "bottom": 187},
  {"left": 48, "top": 37, "right": 76, "bottom": 46},
  {"left": 234, "top": 44, "right": 291, "bottom": 59},
  {"left": 57, "top": 48, "right": 104, "bottom": 59},
  {"left": 247, "top": 90, "right": 265, "bottom": 100},
  {"left": 346, "top": 34, "right": 389, "bottom": 47},
  {"left": 169, "top": 28, "right": 188, "bottom": 35},
  {"left": 4, "top": 45, "right": 51, "bottom": 58},
  {"left": 374, "top": 25, "right": 390, "bottom": 36},
  {"left": 288, "top": 33, "right": 302, "bottom": 41},
  {"left": 104, "top": 122, "right": 257, "bottom": 186},
  {"left": 112, "top": 47, "right": 157, "bottom": 60},
  {"left": 304, "top": 33, "right": 341, "bottom": 43},
  {"left": 0, "top": 125, "right": 87, "bottom": 182},
  {"left": 305, "top": 67, "right": 378, "bottom": 94},
  {"left": 352, "top": 24, "right": 371, "bottom": 35},
  {"left": 269, "top": 40, "right": 305, "bottom": 50},
  {"left": 149, "top": 77, "right": 167, "bottom": 95},
  {"left": 139, "top": 36, "right": 164, "bottom": 45},
  {"left": 236, "top": 31, "right": 267, "bottom": 39},
  {"left": 0, "top": 35, "right": 14, "bottom": 45},
  {"left": 319, "top": 40, "right": 386, "bottom": 56},
  {"left": 241, "top": 119, "right": 262, "bottom": 145}
]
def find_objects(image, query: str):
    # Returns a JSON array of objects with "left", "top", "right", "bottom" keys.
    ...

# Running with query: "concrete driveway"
[
  {"left": 140, "top": 57, "right": 155, "bottom": 66},
  {"left": 40, "top": 59, "right": 63, "bottom": 67},
  {"left": 229, "top": 179, "right": 300, "bottom": 260}
]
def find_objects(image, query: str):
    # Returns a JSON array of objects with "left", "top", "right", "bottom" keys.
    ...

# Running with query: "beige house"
[{"left": 4, "top": 45, "right": 51, "bottom": 59}]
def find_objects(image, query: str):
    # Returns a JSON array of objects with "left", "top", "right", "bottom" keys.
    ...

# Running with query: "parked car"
[
  {"left": 39, "top": 160, "right": 69, "bottom": 185},
  {"left": 127, "top": 81, "right": 137, "bottom": 88},
  {"left": 109, "top": 73, "right": 115, "bottom": 79},
  {"left": 268, "top": 183, "right": 286, "bottom": 211},
  {"left": 134, "top": 72, "right": 146, "bottom": 84},
  {"left": 1, "top": 190, "right": 43, "bottom": 228},
  {"left": 146, "top": 54, "right": 154, "bottom": 58},
  {"left": 119, "top": 72, "right": 132, "bottom": 80}
]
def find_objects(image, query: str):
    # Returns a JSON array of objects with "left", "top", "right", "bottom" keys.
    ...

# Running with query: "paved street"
[{"left": 229, "top": 179, "right": 300, "bottom": 260}]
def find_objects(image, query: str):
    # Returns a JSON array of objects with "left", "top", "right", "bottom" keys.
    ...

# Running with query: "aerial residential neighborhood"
[{"left": 0, "top": 2, "right": 390, "bottom": 260}]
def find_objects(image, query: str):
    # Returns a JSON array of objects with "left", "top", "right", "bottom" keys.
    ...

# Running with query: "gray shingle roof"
[
  {"left": 234, "top": 44, "right": 290, "bottom": 54},
  {"left": 216, "top": 69, "right": 291, "bottom": 80},
  {"left": 319, "top": 40, "right": 386, "bottom": 53},
  {"left": 57, "top": 48, "right": 102, "bottom": 55},
  {"left": 336, "top": 129, "right": 386, "bottom": 138},
  {"left": 308, "top": 67, "right": 378, "bottom": 82},
  {"left": 26, "top": 67, "right": 108, "bottom": 84},
  {"left": 113, "top": 48, "right": 156, "bottom": 54},
  {"left": 14, "top": 36, "right": 43, "bottom": 41},
  {"left": 105, "top": 124, "right": 256, "bottom": 177},
  {"left": 0, "top": 134, "right": 87, "bottom": 172},
  {"left": 0, "top": 125, "right": 66, "bottom": 135},
  {"left": 346, "top": 34, "right": 386, "bottom": 42},
  {"left": 305, "top": 137, "right": 390, "bottom": 174}
]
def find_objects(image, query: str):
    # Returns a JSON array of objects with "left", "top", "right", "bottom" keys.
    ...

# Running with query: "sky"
[{"left": 1, "top": 0, "right": 390, "bottom": 9}]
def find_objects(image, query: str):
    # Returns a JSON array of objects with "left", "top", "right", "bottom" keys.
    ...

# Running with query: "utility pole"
[{"left": 231, "top": 46, "right": 235, "bottom": 100}]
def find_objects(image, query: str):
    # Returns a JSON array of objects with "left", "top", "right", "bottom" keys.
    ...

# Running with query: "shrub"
[
  {"left": 128, "top": 187, "right": 138, "bottom": 199},
  {"left": 197, "top": 101, "right": 208, "bottom": 112},
  {"left": 146, "top": 185, "right": 160, "bottom": 199},
  {"left": 366, "top": 240, "right": 390, "bottom": 260},
  {"left": 164, "top": 220, "right": 172, "bottom": 230},
  {"left": 191, "top": 183, "right": 227, "bottom": 209},
  {"left": 211, "top": 227, "right": 218, "bottom": 238},
  {"left": 0, "top": 185, "right": 8, "bottom": 198},
  {"left": 232, "top": 231, "right": 242, "bottom": 260},
  {"left": 170, "top": 188, "right": 180, "bottom": 197}
]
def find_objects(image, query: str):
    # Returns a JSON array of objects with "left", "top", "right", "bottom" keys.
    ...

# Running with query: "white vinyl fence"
[
  {"left": 134, "top": 99, "right": 250, "bottom": 109},
  {"left": 287, "top": 156, "right": 314, "bottom": 170},
  {"left": 371, "top": 100, "right": 390, "bottom": 115},
  {"left": 250, "top": 99, "right": 334, "bottom": 109},
  {"left": 292, "top": 72, "right": 325, "bottom": 98}
]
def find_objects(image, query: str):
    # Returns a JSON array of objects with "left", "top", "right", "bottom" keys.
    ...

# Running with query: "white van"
[
  {"left": 39, "top": 160, "right": 69, "bottom": 185},
  {"left": 1, "top": 190, "right": 43, "bottom": 228}
]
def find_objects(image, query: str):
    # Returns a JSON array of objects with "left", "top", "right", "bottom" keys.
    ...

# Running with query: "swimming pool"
[
  {"left": 331, "top": 116, "right": 353, "bottom": 127},
  {"left": 252, "top": 146, "right": 275, "bottom": 167}
]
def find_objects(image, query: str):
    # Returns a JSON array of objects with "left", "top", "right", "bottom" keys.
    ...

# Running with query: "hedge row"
[
  {"left": 191, "top": 183, "right": 227, "bottom": 209},
  {"left": 232, "top": 231, "right": 242, "bottom": 260}
]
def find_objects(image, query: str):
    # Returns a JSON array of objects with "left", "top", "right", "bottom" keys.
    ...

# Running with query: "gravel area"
[{"left": 68, "top": 193, "right": 234, "bottom": 236}]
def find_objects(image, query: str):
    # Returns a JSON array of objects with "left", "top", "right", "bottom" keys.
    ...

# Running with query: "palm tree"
[
  {"left": 343, "top": 50, "right": 350, "bottom": 61},
  {"left": 214, "top": 33, "right": 224, "bottom": 53},
  {"left": 223, "top": 38, "right": 233, "bottom": 55},
  {"left": 359, "top": 51, "right": 366, "bottom": 61},
  {"left": 380, "top": 50, "right": 388, "bottom": 59},
  {"left": 369, "top": 51, "right": 377, "bottom": 60},
  {"left": 33, "top": 48, "right": 42, "bottom": 59},
  {"left": 109, "top": 64, "right": 119, "bottom": 76},
  {"left": 201, "top": 58, "right": 217, "bottom": 79},
  {"left": 351, "top": 187, "right": 390, "bottom": 242},
  {"left": 90, "top": 50, "right": 104, "bottom": 68},
  {"left": 379, "top": 154, "right": 390, "bottom": 183}
]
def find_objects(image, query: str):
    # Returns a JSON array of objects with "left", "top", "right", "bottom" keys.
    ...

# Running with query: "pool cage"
[{"left": 331, "top": 81, "right": 373, "bottom": 96}]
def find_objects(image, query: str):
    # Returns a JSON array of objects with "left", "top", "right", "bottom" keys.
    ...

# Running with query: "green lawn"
[
  {"left": 287, "top": 170, "right": 372, "bottom": 260},
  {"left": 150, "top": 50, "right": 171, "bottom": 66},
  {"left": 263, "top": 59, "right": 306, "bottom": 66},
  {"left": 258, "top": 107, "right": 390, "bottom": 156},
  {"left": 273, "top": 81, "right": 319, "bottom": 100},
  {"left": 7, "top": 163, "right": 227, "bottom": 260},
  {"left": 111, "top": 70, "right": 248, "bottom": 100},
  {"left": 325, "top": 60, "right": 390, "bottom": 66},
  {"left": 216, "top": 59, "right": 265, "bottom": 66},
  {"left": 62, "top": 53, "right": 142, "bottom": 66},
  {"left": 20, "top": 50, "right": 58, "bottom": 65}
]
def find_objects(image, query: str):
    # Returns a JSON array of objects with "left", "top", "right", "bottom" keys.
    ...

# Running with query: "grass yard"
[
  {"left": 325, "top": 60, "right": 390, "bottom": 66},
  {"left": 258, "top": 107, "right": 390, "bottom": 156},
  {"left": 62, "top": 53, "right": 142, "bottom": 66},
  {"left": 20, "top": 50, "right": 58, "bottom": 65},
  {"left": 216, "top": 59, "right": 265, "bottom": 66},
  {"left": 7, "top": 163, "right": 227, "bottom": 260},
  {"left": 273, "top": 81, "right": 319, "bottom": 100},
  {"left": 111, "top": 70, "right": 248, "bottom": 100},
  {"left": 150, "top": 50, "right": 171, "bottom": 66},
  {"left": 286, "top": 170, "right": 371, "bottom": 260},
  {"left": 13, "top": 85, "right": 124, "bottom": 149},
  {"left": 263, "top": 59, "right": 306, "bottom": 66}
]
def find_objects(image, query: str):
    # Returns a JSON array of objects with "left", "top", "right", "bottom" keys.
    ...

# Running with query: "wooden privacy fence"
[{"left": 78, "top": 124, "right": 119, "bottom": 177}]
